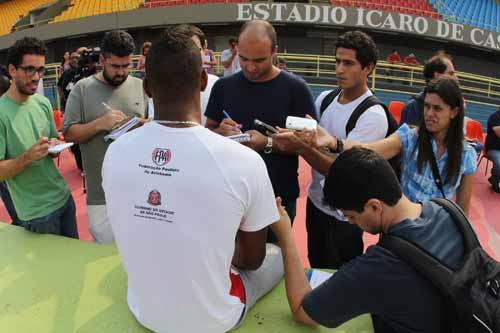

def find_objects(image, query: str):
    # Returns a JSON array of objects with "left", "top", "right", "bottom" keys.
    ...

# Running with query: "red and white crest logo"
[
  {"left": 152, "top": 148, "right": 171, "bottom": 166},
  {"left": 147, "top": 189, "right": 162, "bottom": 206}
]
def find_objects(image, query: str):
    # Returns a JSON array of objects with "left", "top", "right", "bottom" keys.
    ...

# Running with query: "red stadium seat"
[
  {"left": 388, "top": 101, "right": 405, "bottom": 124},
  {"left": 465, "top": 118, "right": 485, "bottom": 144}
]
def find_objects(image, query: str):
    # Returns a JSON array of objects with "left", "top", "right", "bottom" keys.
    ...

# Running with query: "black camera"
[{"left": 78, "top": 47, "right": 100, "bottom": 78}]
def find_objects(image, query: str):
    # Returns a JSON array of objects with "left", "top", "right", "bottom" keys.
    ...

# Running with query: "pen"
[
  {"left": 222, "top": 110, "right": 242, "bottom": 133},
  {"left": 102, "top": 102, "right": 113, "bottom": 111}
]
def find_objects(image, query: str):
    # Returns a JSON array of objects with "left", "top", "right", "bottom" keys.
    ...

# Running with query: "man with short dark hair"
[
  {"left": 57, "top": 51, "right": 81, "bottom": 112},
  {"left": 486, "top": 107, "right": 500, "bottom": 193},
  {"left": 0, "top": 37, "right": 77, "bottom": 237},
  {"left": 206, "top": 20, "right": 316, "bottom": 242},
  {"left": 272, "top": 147, "right": 464, "bottom": 332},
  {"left": 143, "top": 25, "right": 218, "bottom": 126},
  {"left": 400, "top": 53, "right": 457, "bottom": 126},
  {"left": 102, "top": 25, "right": 283, "bottom": 333},
  {"left": 221, "top": 38, "right": 240, "bottom": 76},
  {"left": 274, "top": 30, "right": 388, "bottom": 268},
  {"left": 63, "top": 30, "right": 148, "bottom": 243}
]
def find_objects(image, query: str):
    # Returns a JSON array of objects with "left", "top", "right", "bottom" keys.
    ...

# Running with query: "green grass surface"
[{"left": 0, "top": 223, "right": 373, "bottom": 332}]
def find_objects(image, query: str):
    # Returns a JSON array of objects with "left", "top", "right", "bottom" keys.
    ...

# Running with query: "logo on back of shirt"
[
  {"left": 152, "top": 148, "right": 171, "bottom": 166},
  {"left": 133, "top": 190, "right": 174, "bottom": 223},
  {"left": 147, "top": 189, "right": 162, "bottom": 206}
]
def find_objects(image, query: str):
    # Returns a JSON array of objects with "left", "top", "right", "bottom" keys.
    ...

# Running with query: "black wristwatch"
[{"left": 327, "top": 138, "right": 344, "bottom": 154}]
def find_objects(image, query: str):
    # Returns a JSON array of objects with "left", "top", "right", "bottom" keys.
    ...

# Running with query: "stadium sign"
[
  {"left": 1, "top": 3, "right": 499, "bottom": 53},
  {"left": 237, "top": 3, "right": 500, "bottom": 51}
]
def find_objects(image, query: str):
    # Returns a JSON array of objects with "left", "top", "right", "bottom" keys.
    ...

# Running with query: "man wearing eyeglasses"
[
  {"left": 63, "top": 30, "right": 148, "bottom": 243},
  {"left": 0, "top": 37, "right": 78, "bottom": 238}
]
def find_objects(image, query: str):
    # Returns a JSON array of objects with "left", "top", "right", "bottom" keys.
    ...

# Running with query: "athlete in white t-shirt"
[
  {"left": 102, "top": 25, "right": 283, "bottom": 333},
  {"left": 273, "top": 31, "right": 388, "bottom": 269}
]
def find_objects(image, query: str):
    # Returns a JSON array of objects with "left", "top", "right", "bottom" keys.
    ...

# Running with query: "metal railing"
[{"left": 42, "top": 52, "right": 500, "bottom": 110}]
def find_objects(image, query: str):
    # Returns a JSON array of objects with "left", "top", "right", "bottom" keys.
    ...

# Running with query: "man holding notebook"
[
  {"left": 0, "top": 37, "right": 77, "bottom": 238},
  {"left": 63, "top": 30, "right": 148, "bottom": 243}
]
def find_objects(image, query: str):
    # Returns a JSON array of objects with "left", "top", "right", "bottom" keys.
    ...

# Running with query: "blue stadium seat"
[{"left": 434, "top": 0, "right": 500, "bottom": 32}]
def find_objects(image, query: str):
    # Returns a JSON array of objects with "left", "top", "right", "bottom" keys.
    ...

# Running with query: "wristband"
[{"left": 327, "top": 138, "right": 344, "bottom": 154}]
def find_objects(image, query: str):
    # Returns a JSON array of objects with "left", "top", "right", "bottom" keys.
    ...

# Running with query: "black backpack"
[
  {"left": 319, "top": 88, "right": 401, "bottom": 176},
  {"left": 379, "top": 198, "right": 500, "bottom": 333}
]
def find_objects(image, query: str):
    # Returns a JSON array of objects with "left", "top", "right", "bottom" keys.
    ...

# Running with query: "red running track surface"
[{"left": 1, "top": 150, "right": 498, "bottom": 265}]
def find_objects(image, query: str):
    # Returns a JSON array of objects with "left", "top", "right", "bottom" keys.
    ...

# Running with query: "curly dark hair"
[
  {"left": 335, "top": 31, "right": 378, "bottom": 69},
  {"left": 100, "top": 30, "right": 135, "bottom": 58},
  {"left": 6, "top": 37, "right": 47, "bottom": 68},
  {"left": 423, "top": 54, "right": 452, "bottom": 83}
]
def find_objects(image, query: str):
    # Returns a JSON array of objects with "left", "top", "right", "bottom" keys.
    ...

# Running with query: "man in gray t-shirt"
[{"left": 63, "top": 31, "right": 148, "bottom": 243}]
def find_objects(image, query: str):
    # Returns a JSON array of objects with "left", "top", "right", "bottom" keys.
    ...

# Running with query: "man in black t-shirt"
[
  {"left": 485, "top": 107, "right": 500, "bottom": 193},
  {"left": 57, "top": 51, "right": 82, "bottom": 112},
  {"left": 57, "top": 51, "right": 84, "bottom": 172},
  {"left": 205, "top": 20, "right": 316, "bottom": 241},
  {"left": 271, "top": 148, "right": 464, "bottom": 332},
  {"left": 400, "top": 53, "right": 458, "bottom": 127}
]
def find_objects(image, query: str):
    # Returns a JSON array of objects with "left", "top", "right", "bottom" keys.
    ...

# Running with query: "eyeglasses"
[{"left": 18, "top": 65, "right": 46, "bottom": 77}]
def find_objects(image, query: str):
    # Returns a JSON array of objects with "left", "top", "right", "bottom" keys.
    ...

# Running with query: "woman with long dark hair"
[{"left": 310, "top": 76, "right": 477, "bottom": 214}]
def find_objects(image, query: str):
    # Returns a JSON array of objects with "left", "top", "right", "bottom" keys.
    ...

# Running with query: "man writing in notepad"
[
  {"left": 0, "top": 37, "right": 77, "bottom": 238},
  {"left": 63, "top": 30, "right": 148, "bottom": 243}
]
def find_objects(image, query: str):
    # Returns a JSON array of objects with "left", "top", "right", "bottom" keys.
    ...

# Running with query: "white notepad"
[
  {"left": 104, "top": 117, "right": 141, "bottom": 141},
  {"left": 228, "top": 133, "right": 251, "bottom": 143},
  {"left": 307, "top": 269, "right": 333, "bottom": 289},
  {"left": 48, "top": 142, "right": 74, "bottom": 154}
]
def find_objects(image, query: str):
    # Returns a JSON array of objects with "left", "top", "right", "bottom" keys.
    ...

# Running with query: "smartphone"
[
  {"left": 286, "top": 116, "right": 317, "bottom": 131},
  {"left": 254, "top": 119, "right": 278, "bottom": 134}
]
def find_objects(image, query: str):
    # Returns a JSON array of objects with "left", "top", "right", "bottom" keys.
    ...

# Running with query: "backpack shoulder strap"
[
  {"left": 378, "top": 234, "right": 454, "bottom": 291},
  {"left": 430, "top": 198, "right": 481, "bottom": 253},
  {"left": 345, "top": 95, "right": 399, "bottom": 138},
  {"left": 346, "top": 95, "right": 384, "bottom": 136},
  {"left": 319, "top": 88, "right": 342, "bottom": 116}
]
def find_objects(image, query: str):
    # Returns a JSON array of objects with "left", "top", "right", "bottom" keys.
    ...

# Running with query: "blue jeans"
[
  {"left": 19, "top": 196, "right": 78, "bottom": 239},
  {"left": 488, "top": 149, "right": 500, "bottom": 177},
  {"left": 0, "top": 181, "right": 19, "bottom": 225}
]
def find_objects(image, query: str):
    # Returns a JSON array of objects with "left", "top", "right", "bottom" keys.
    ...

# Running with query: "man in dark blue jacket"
[
  {"left": 486, "top": 107, "right": 500, "bottom": 193},
  {"left": 400, "top": 53, "right": 457, "bottom": 126}
]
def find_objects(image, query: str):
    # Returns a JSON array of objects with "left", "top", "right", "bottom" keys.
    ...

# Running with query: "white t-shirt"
[
  {"left": 221, "top": 48, "right": 241, "bottom": 77},
  {"left": 201, "top": 73, "right": 219, "bottom": 126},
  {"left": 102, "top": 122, "right": 278, "bottom": 333},
  {"left": 308, "top": 89, "right": 388, "bottom": 220}
]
